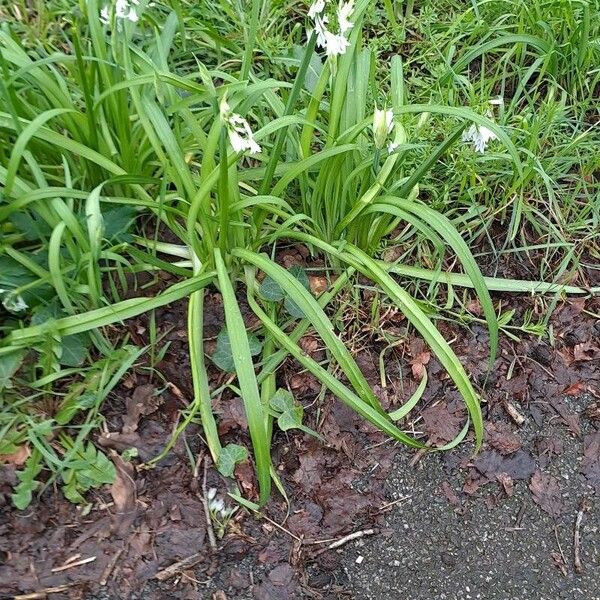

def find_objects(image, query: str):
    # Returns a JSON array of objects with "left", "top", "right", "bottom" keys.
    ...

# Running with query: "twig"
[
  {"left": 100, "top": 546, "right": 125, "bottom": 585},
  {"left": 379, "top": 495, "right": 412, "bottom": 512},
  {"left": 50, "top": 555, "right": 96, "bottom": 573},
  {"left": 154, "top": 552, "right": 205, "bottom": 581},
  {"left": 201, "top": 456, "right": 218, "bottom": 552},
  {"left": 554, "top": 525, "right": 568, "bottom": 574},
  {"left": 326, "top": 528, "right": 376, "bottom": 550},
  {"left": 503, "top": 400, "right": 525, "bottom": 425},
  {"left": 13, "top": 586, "right": 75, "bottom": 599},
  {"left": 260, "top": 513, "right": 302, "bottom": 542},
  {"left": 574, "top": 497, "right": 590, "bottom": 574},
  {"left": 409, "top": 443, "right": 431, "bottom": 468}
]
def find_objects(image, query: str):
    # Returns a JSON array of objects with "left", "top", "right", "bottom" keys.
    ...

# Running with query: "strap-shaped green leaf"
[
  {"left": 214, "top": 249, "right": 271, "bottom": 505},
  {"left": 234, "top": 248, "right": 385, "bottom": 414}
]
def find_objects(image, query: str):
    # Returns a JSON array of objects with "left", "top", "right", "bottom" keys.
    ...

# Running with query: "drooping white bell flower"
[
  {"left": 307, "top": 0, "right": 353, "bottom": 57},
  {"left": 323, "top": 29, "right": 350, "bottom": 57},
  {"left": 462, "top": 124, "right": 498, "bottom": 154},
  {"left": 220, "top": 97, "right": 262, "bottom": 155},
  {"left": 99, "top": 0, "right": 140, "bottom": 25},
  {"left": 308, "top": 0, "right": 326, "bottom": 19},
  {"left": 337, "top": 0, "right": 354, "bottom": 33}
]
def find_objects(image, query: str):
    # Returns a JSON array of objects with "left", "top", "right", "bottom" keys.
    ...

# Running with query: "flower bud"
[{"left": 373, "top": 107, "right": 394, "bottom": 150}]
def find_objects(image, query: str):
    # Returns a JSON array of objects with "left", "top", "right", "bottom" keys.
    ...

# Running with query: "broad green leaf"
[
  {"left": 212, "top": 328, "right": 263, "bottom": 372},
  {"left": 0, "top": 350, "right": 25, "bottom": 391},
  {"left": 217, "top": 443, "right": 248, "bottom": 478},
  {"left": 12, "top": 453, "right": 43, "bottom": 510},
  {"left": 277, "top": 406, "right": 304, "bottom": 432},
  {"left": 259, "top": 275, "right": 285, "bottom": 302},
  {"left": 269, "top": 389, "right": 295, "bottom": 413},
  {"left": 60, "top": 333, "right": 90, "bottom": 367}
]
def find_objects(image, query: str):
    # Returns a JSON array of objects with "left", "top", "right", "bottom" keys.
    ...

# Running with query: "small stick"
[
  {"left": 504, "top": 400, "right": 525, "bottom": 425},
  {"left": 100, "top": 546, "right": 125, "bottom": 585},
  {"left": 574, "top": 498, "right": 590, "bottom": 574},
  {"left": 409, "top": 443, "right": 431, "bottom": 468},
  {"left": 154, "top": 552, "right": 204, "bottom": 581},
  {"left": 379, "top": 495, "right": 412, "bottom": 512},
  {"left": 50, "top": 555, "right": 96, "bottom": 573},
  {"left": 327, "top": 528, "right": 376, "bottom": 550},
  {"left": 554, "top": 525, "right": 568, "bottom": 574},
  {"left": 14, "top": 586, "right": 74, "bottom": 599},
  {"left": 61, "top": 553, "right": 81, "bottom": 565},
  {"left": 260, "top": 513, "right": 302, "bottom": 543},
  {"left": 201, "top": 456, "right": 218, "bottom": 552}
]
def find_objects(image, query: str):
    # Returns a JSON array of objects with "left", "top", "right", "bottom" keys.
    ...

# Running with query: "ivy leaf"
[
  {"left": 269, "top": 388, "right": 322, "bottom": 439},
  {"left": 9, "top": 211, "right": 52, "bottom": 241},
  {"left": 277, "top": 405, "right": 304, "bottom": 431},
  {"left": 60, "top": 332, "right": 90, "bottom": 367},
  {"left": 288, "top": 265, "right": 310, "bottom": 289},
  {"left": 0, "top": 350, "right": 25, "bottom": 392},
  {"left": 269, "top": 388, "right": 295, "bottom": 413},
  {"left": 217, "top": 443, "right": 248, "bottom": 478},
  {"left": 284, "top": 266, "right": 310, "bottom": 318},
  {"left": 259, "top": 275, "right": 285, "bottom": 301},
  {"left": 211, "top": 328, "right": 262, "bottom": 372},
  {"left": 103, "top": 206, "right": 137, "bottom": 242}
]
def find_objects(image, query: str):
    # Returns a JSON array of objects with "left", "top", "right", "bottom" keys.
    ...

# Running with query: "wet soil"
[{"left": 1, "top": 275, "right": 599, "bottom": 600}]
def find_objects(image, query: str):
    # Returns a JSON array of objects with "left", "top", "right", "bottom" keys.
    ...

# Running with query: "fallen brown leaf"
[
  {"left": 529, "top": 471, "right": 564, "bottom": 518},
  {"left": 0, "top": 444, "right": 30, "bottom": 466}
]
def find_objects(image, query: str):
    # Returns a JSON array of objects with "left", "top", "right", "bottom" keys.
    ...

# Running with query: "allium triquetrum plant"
[{"left": 1, "top": 0, "right": 532, "bottom": 506}]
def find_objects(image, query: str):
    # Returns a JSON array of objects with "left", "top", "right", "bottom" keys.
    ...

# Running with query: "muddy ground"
[{"left": 1, "top": 263, "right": 599, "bottom": 599}]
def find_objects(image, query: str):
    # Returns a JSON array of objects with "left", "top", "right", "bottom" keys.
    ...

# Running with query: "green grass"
[{"left": 0, "top": 0, "right": 598, "bottom": 509}]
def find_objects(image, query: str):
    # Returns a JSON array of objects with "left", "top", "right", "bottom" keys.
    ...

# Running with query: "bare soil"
[{"left": 1, "top": 266, "right": 599, "bottom": 600}]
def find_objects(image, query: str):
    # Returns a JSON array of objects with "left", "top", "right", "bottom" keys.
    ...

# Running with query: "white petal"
[
  {"left": 313, "top": 15, "right": 329, "bottom": 47},
  {"left": 337, "top": 0, "right": 354, "bottom": 33},
  {"left": 115, "top": 0, "right": 129, "bottom": 18},
  {"left": 385, "top": 109, "right": 394, "bottom": 133},
  {"left": 462, "top": 124, "right": 477, "bottom": 143},
  {"left": 127, "top": 7, "right": 139, "bottom": 22},
  {"left": 229, "top": 129, "right": 248, "bottom": 153},
  {"left": 207, "top": 487, "right": 217, "bottom": 501},
  {"left": 478, "top": 126, "right": 497, "bottom": 143},
  {"left": 324, "top": 30, "right": 349, "bottom": 56},
  {"left": 219, "top": 96, "right": 231, "bottom": 121},
  {"left": 100, "top": 6, "right": 110, "bottom": 24},
  {"left": 308, "top": 0, "right": 326, "bottom": 19},
  {"left": 247, "top": 137, "right": 262, "bottom": 154}
]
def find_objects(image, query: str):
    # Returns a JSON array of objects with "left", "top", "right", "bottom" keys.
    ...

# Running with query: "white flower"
[
  {"left": 308, "top": 0, "right": 326, "bottom": 19},
  {"left": 387, "top": 141, "right": 399, "bottom": 153},
  {"left": 323, "top": 29, "right": 350, "bottom": 56},
  {"left": 337, "top": 0, "right": 354, "bottom": 33},
  {"left": 100, "top": 5, "right": 110, "bottom": 24},
  {"left": 207, "top": 487, "right": 217, "bottom": 501},
  {"left": 100, "top": 0, "right": 139, "bottom": 25},
  {"left": 373, "top": 107, "right": 394, "bottom": 149},
  {"left": 307, "top": 0, "right": 352, "bottom": 57},
  {"left": 311, "top": 15, "right": 330, "bottom": 47},
  {"left": 462, "top": 124, "right": 498, "bottom": 154},
  {"left": 489, "top": 97, "right": 504, "bottom": 106},
  {"left": 220, "top": 96, "right": 262, "bottom": 155}
]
